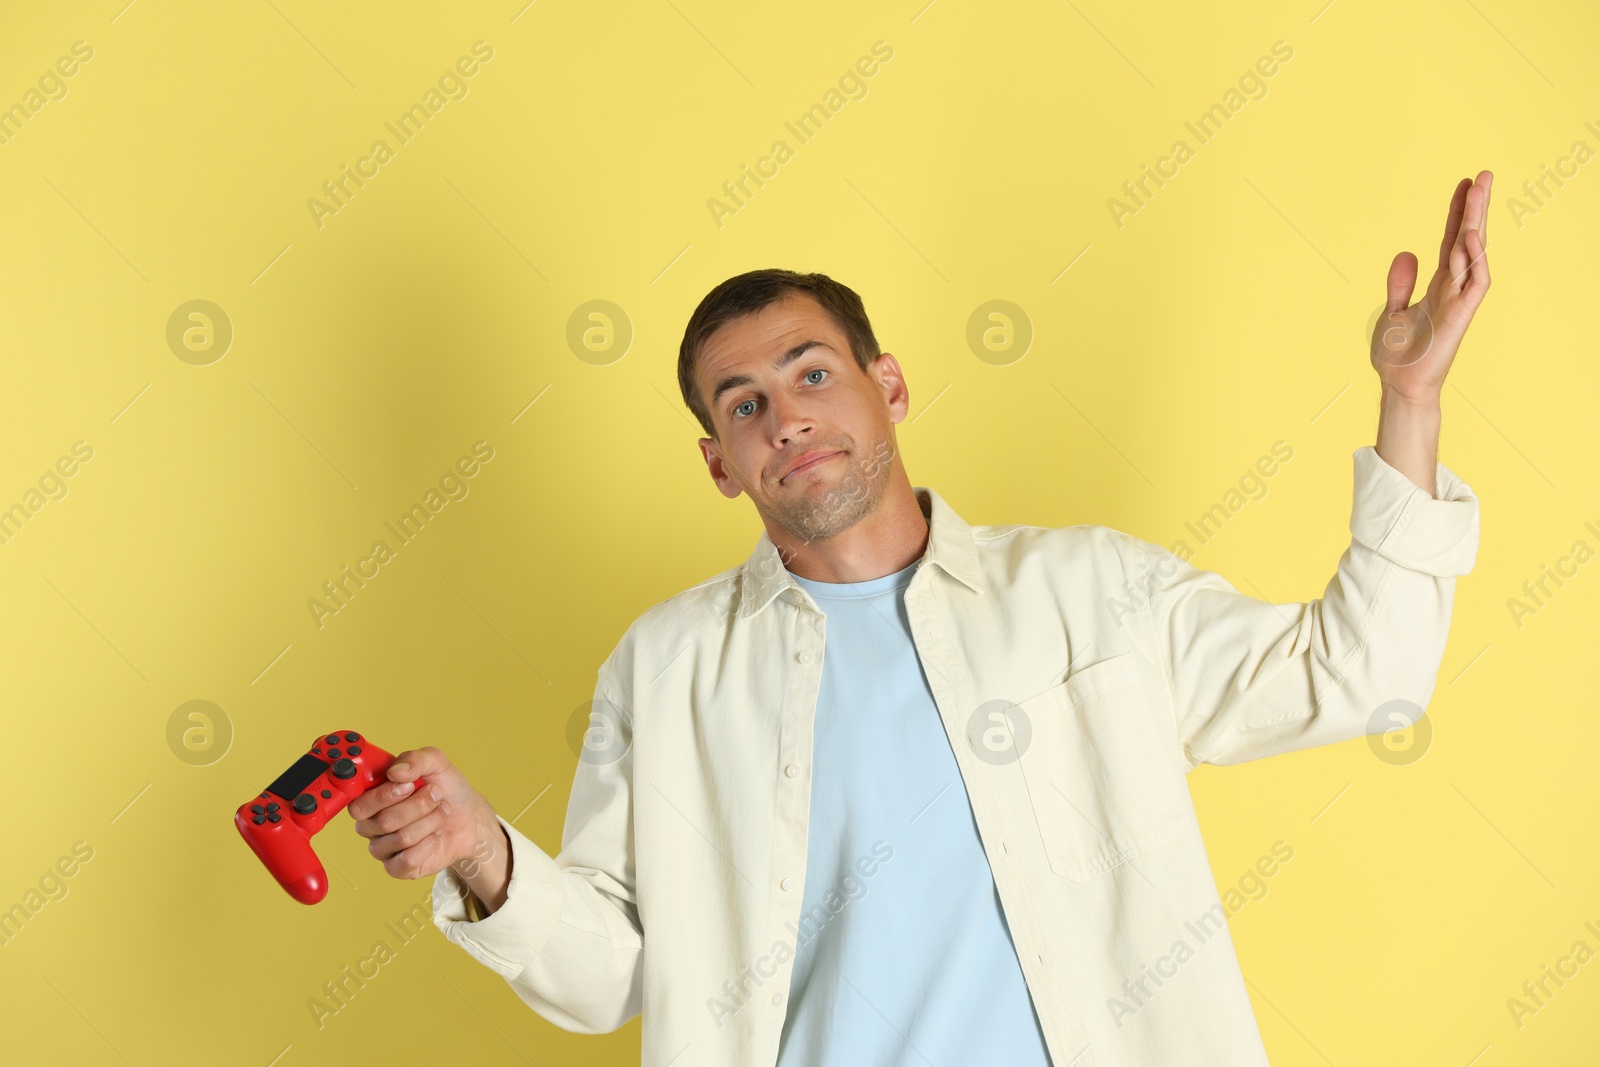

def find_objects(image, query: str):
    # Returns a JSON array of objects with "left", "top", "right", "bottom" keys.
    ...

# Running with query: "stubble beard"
[{"left": 766, "top": 435, "right": 893, "bottom": 547}]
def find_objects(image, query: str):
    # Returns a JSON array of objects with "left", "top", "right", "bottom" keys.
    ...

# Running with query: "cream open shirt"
[{"left": 432, "top": 446, "right": 1480, "bottom": 1066}]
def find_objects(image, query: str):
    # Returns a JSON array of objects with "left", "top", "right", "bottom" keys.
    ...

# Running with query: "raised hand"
[{"left": 1370, "top": 170, "right": 1493, "bottom": 402}]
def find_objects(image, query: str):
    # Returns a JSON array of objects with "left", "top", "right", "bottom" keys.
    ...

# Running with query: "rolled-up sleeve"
[
  {"left": 431, "top": 664, "right": 645, "bottom": 1034},
  {"left": 433, "top": 813, "right": 569, "bottom": 970},
  {"left": 1131, "top": 445, "right": 1480, "bottom": 769}
]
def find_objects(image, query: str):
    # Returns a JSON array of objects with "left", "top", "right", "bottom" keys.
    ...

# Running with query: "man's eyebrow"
[{"left": 709, "top": 340, "right": 835, "bottom": 409}]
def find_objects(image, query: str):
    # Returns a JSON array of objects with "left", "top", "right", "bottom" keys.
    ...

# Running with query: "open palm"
[{"left": 1370, "top": 170, "right": 1493, "bottom": 401}]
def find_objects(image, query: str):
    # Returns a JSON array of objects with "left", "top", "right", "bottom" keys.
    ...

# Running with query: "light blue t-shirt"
[{"left": 776, "top": 557, "right": 1054, "bottom": 1066}]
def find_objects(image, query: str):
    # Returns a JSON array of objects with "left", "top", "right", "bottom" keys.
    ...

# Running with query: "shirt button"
[
  {"left": 772, "top": 992, "right": 784, "bottom": 1006},
  {"left": 781, "top": 877, "right": 794, "bottom": 891},
  {"left": 796, "top": 650, "right": 812, "bottom": 664},
  {"left": 784, "top": 764, "right": 800, "bottom": 778}
]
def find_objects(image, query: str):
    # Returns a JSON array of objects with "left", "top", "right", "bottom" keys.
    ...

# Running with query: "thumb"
[
  {"left": 1384, "top": 251, "right": 1418, "bottom": 314},
  {"left": 387, "top": 745, "right": 450, "bottom": 784}
]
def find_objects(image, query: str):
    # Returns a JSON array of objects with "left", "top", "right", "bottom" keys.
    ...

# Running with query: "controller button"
[
  {"left": 328, "top": 748, "right": 341, "bottom": 759},
  {"left": 347, "top": 745, "right": 361, "bottom": 756},
  {"left": 250, "top": 804, "right": 264, "bottom": 814},
  {"left": 326, "top": 734, "right": 340, "bottom": 745},
  {"left": 266, "top": 802, "right": 280, "bottom": 812},
  {"left": 321, "top": 789, "right": 333, "bottom": 798},
  {"left": 252, "top": 814, "right": 265, "bottom": 825},
  {"left": 344, "top": 732, "right": 359, "bottom": 742},
  {"left": 331, "top": 758, "right": 357, "bottom": 780},
  {"left": 267, "top": 812, "right": 281, "bottom": 823},
  {"left": 294, "top": 793, "right": 317, "bottom": 815},
  {"left": 312, "top": 747, "right": 321, "bottom": 754}
]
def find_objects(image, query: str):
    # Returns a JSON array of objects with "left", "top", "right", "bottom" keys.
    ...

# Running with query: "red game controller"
[{"left": 234, "top": 731, "right": 423, "bottom": 904}]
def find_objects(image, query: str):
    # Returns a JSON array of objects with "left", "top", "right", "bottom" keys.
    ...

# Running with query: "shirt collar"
[{"left": 736, "top": 485, "right": 986, "bottom": 618}]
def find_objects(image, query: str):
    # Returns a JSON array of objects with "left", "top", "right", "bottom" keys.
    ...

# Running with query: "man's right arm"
[{"left": 351, "top": 668, "right": 645, "bottom": 1034}]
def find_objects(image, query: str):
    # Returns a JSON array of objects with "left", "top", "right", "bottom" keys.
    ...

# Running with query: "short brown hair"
[{"left": 677, "top": 268, "right": 882, "bottom": 438}]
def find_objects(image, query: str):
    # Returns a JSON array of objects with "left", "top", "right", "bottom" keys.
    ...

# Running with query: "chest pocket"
[{"left": 1015, "top": 652, "right": 1187, "bottom": 880}]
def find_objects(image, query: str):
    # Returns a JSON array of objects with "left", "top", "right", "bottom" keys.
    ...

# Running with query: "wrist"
[
  {"left": 449, "top": 794, "right": 504, "bottom": 876},
  {"left": 1375, "top": 388, "right": 1443, "bottom": 497},
  {"left": 1379, "top": 385, "right": 1442, "bottom": 416}
]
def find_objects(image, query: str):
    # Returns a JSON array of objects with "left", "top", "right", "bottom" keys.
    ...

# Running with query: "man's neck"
[{"left": 769, "top": 478, "right": 930, "bottom": 584}]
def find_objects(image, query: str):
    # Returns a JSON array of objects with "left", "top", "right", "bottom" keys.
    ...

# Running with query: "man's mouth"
[{"left": 780, "top": 450, "right": 842, "bottom": 483}]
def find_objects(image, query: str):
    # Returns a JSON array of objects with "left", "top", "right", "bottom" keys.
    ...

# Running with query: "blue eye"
[{"left": 731, "top": 368, "right": 827, "bottom": 420}]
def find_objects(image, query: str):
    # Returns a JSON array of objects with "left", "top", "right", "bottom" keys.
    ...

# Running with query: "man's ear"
[
  {"left": 872, "top": 352, "right": 911, "bottom": 425},
  {"left": 699, "top": 437, "right": 744, "bottom": 500}
]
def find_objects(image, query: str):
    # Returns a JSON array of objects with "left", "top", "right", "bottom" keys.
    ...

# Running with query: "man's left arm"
[{"left": 1129, "top": 170, "right": 1494, "bottom": 768}]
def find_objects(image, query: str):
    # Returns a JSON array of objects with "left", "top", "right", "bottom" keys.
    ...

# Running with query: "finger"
[
  {"left": 353, "top": 781, "right": 446, "bottom": 839},
  {"left": 1464, "top": 226, "right": 1490, "bottom": 298},
  {"left": 1450, "top": 171, "right": 1494, "bottom": 281},
  {"left": 387, "top": 829, "right": 446, "bottom": 880},
  {"left": 1477, "top": 169, "right": 1493, "bottom": 245},
  {"left": 1437, "top": 177, "right": 1471, "bottom": 272},
  {"left": 347, "top": 775, "right": 422, "bottom": 821},
  {"left": 1448, "top": 231, "right": 1470, "bottom": 296},
  {"left": 371, "top": 804, "right": 450, "bottom": 863}
]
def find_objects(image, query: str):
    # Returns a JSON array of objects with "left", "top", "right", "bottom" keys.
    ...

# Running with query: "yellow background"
[{"left": 1, "top": 0, "right": 1596, "bottom": 1063}]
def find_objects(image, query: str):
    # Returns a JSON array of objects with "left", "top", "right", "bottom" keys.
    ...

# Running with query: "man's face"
[{"left": 695, "top": 292, "right": 909, "bottom": 544}]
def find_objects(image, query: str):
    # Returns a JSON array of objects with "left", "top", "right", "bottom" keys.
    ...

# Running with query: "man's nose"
[{"left": 768, "top": 392, "right": 815, "bottom": 446}]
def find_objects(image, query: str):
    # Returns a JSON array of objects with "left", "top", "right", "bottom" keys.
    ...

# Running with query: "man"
[{"left": 349, "top": 172, "right": 1492, "bottom": 1065}]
